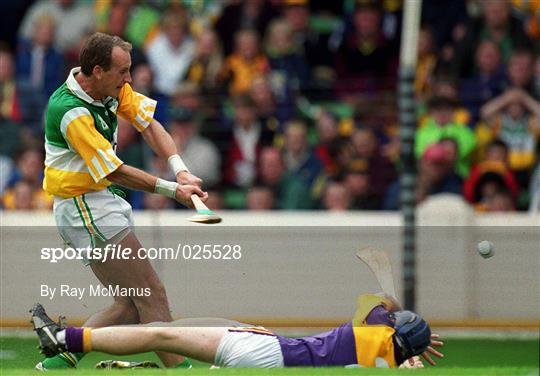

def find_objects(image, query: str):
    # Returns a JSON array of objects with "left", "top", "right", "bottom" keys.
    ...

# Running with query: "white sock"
[{"left": 56, "top": 329, "right": 66, "bottom": 345}]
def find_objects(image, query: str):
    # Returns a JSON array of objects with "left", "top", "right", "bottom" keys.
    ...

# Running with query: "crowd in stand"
[{"left": 0, "top": 0, "right": 539, "bottom": 212}]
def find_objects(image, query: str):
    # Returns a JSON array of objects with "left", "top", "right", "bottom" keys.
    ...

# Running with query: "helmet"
[{"left": 390, "top": 310, "right": 431, "bottom": 359}]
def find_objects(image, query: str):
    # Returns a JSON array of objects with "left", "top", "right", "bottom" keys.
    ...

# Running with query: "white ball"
[{"left": 477, "top": 240, "right": 494, "bottom": 258}]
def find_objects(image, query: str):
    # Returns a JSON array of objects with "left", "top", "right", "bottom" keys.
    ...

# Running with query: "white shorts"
[
  {"left": 54, "top": 188, "right": 134, "bottom": 265},
  {"left": 214, "top": 330, "right": 284, "bottom": 368}
]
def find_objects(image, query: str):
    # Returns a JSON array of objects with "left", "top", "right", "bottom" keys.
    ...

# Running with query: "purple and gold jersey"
[{"left": 276, "top": 294, "right": 401, "bottom": 367}]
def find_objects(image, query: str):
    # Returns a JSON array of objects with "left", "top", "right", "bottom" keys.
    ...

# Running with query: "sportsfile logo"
[{"left": 40, "top": 244, "right": 243, "bottom": 263}]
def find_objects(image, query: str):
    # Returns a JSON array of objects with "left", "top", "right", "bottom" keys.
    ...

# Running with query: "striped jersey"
[
  {"left": 43, "top": 67, "right": 156, "bottom": 198},
  {"left": 276, "top": 294, "right": 400, "bottom": 367}
]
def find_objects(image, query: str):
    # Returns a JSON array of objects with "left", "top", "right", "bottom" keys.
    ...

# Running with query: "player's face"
[{"left": 102, "top": 46, "right": 132, "bottom": 98}]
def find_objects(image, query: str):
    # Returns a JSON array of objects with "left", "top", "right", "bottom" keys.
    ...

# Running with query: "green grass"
[{"left": 1, "top": 336, "right": 538, "bottom": 375}]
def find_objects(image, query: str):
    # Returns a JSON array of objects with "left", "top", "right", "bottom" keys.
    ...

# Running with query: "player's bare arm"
[
  {"left": 141, "top": 118, "right": 203, "bottom": 186},
  {"left": 108, "top": 164, "right": 207, "bottom": 208}
]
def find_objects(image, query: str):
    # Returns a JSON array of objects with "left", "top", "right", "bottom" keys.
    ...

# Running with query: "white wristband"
[
  {"left": 154, "top": 178, "right": 178, "bottom": 199},
  {"left": 168, "top": 154, "right": 189, "bottom": 175}
]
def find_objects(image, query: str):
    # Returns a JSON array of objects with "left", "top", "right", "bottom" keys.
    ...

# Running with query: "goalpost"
[{"left": 398, "top": 0, "right": 422, "bottom": 310}]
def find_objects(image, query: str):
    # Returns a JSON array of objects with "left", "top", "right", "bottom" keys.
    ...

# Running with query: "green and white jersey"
[{"left": 44, "top": 67, "right": 156, "bottom": 198}]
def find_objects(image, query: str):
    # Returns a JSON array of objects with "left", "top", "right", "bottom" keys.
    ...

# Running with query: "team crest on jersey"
[
  {"left": 108, "top": 99, "right": 119, "bottom": 114},
  {"left": 96, "top": 115, "right": 110, "bottom": 131}
]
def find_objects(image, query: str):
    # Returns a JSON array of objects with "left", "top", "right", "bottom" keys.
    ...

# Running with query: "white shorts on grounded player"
[
  {"left": 53, "top": 188, "right": 134, "bottom": 265},
  {"left": 214, "top": 331, "right": 284, "bottom": 368}
]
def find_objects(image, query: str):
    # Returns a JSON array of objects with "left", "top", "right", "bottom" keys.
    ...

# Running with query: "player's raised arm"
[
  {"left": 141, "top": 118, "right": 203, "bottom": 187},
  {"left": 115, "top": 83, "right": 202, "bottom": 187}
]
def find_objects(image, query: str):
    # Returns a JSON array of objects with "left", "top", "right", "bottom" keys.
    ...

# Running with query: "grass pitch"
[{"left": 1, "top": 335, "right": 538, "bottom": 375}]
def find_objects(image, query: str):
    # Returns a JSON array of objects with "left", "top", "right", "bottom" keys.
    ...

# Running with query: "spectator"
[
  {"left": 185, "top": 28, "right": 223, "bottom": 95},
  {"left": 220, "top": 29, "right": 270, "bottom": 96},
  {"left": 0, "top": 47, "right": 22, "bottom": 122},
  {"left": 421, "top": 0, "right": 468, "bottom": 49},
  {"left": 249, "top": 75, "right": 280, "bottom": 132},
  {"left": 458, "top": 40, "right": 505, "bottom": 121},
  {"left": 486, "top": 189, "right": 516, "bottom": 211},
  {"left": 415, "top": 96, "right": 476, "bottom": 177},
  {"left": 169, "top": 83, "right": 202, "bottom": 116},
  {"left": 482, "top": 138, "right": 512, "bottom": 165},
  {"left": 129, "top": 62, "right": 169, "bottom": 123},
  {"left": 439, "top": 138, "right": 460, "bottom": 167},
  {"left": 505, "top": 49, "right": 537, "bottom": 98},
  {"left": 7, "top": 148, "right": 44, "bottom": 192},
  {"left": 18, "top": 0, "right": 95, "bottom": 53},
  {"left": 464, "top": 168, "right": 519, "bottom": 212},
  {"left": 2, "top": 179, "right": 52, "bottom": 210},
  {"left": 16, "top": 14, "right": 65, "bottom": 133},
  {"left": 265, "top": 18, "right": 310, "bottom": 93},
  {"left": 480, "top": 88, "right": 540, "bottom": 174},
  {"left": 95, "top": 0, "right": 159, "bottom": 50},
  {"left": 215, "top": 0, "right": 278, "bottom": 56},
  {"left": 168, "top": 107, "right": 221, "bottom": 189},
  {"left": 282, "top": 0, "right": 335, "bottom": 89},
  {"left": 246, "top": 185, "right": 275, "bottom": 210},
  {"left": 100, "top": 0, "right": 130, "bottom": 38},
  {"left": 223, "top": 96, "right": 271, "bottom": 188},
  {"left": 256, "top": 145, "right": 332, "bottom": 211},
  {"left": 426, "top": 78, "right": 471, "bottom": 126},
  {"left": 326, "top": 136, "right": 354, "bottom": 178},
  {"left": 250, "top": 74, "right": 295, "bottom": 130},
  {"left": 16, "top": 13, "right": 65, "bottom": 96},
  {"left": 415, "top": 26, "right": 438, "bottom": 101},
  {"left": 351, "top": 127, "right": 396, "bottom": 199},
  {"left": 254, "top": 146, "right": 316, "bottom": 210},
  {"left": 168, "top": 83, "right": 221, "bottom": 145},
  {"left": 335, "top": 2, "right": 398, "bottom": 96},
  {"left": 281, "top": 120, "right": 324, "bottom": 209},
  {"left": 131, "top": 63, "right": 156, "bottom": 98},
  {"left": 95, "top": 1, "right": 148, "bottom": 71},
  {"left": 415, "top": 142, "right": 463, "bottom": 205},
  {"left": 343, "top": 159, "right": 381, "bottom": 210},
  {"left": 313, "top": 111, "right": 340, "bottom": 174},
  {"left": 146, "top": 10, "right": 194, "bottom": 96},
  {"left": 464, "top": 140, "right": 520, "bottom": 210},
  {"left": 511, "top": 0, "right": 540, "bottom": 41},
  {"left": 4, "top": 0, "right": 538, "bottom": 212},
  {"left": 258, "top": 146, "right": 285, "bottom": 187},
  {"left": 453, "top": 0, "right": 533, "bottom": 77},
  {"left": 385, "top": 143, "right": 463, "bottom": 210},
  {"left": 321, "top": 181, "right": 351, "bottom": 211}
]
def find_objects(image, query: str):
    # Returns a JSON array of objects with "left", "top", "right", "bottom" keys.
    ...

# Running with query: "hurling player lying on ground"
[{"left": 31, "top": 293, "right": 443, "bottom": 369}]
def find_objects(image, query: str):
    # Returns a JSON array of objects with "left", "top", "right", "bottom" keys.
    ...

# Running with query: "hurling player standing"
[{"left": 39, "top": 32, "right": 206, "bottom": 370}]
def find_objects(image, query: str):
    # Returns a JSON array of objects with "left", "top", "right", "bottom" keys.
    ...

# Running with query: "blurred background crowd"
[{"left": 0, "top": 0, "right": 539, "bottom": 212}]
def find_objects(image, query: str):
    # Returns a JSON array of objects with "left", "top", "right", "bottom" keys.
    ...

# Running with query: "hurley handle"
[{"left": 191, "top": 194, "right": 208, "bottom": 211}]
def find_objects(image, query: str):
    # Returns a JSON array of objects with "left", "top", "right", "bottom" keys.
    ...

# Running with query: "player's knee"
[{"left": 153, "top": 327, "right": 176, "bottom": 343}]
